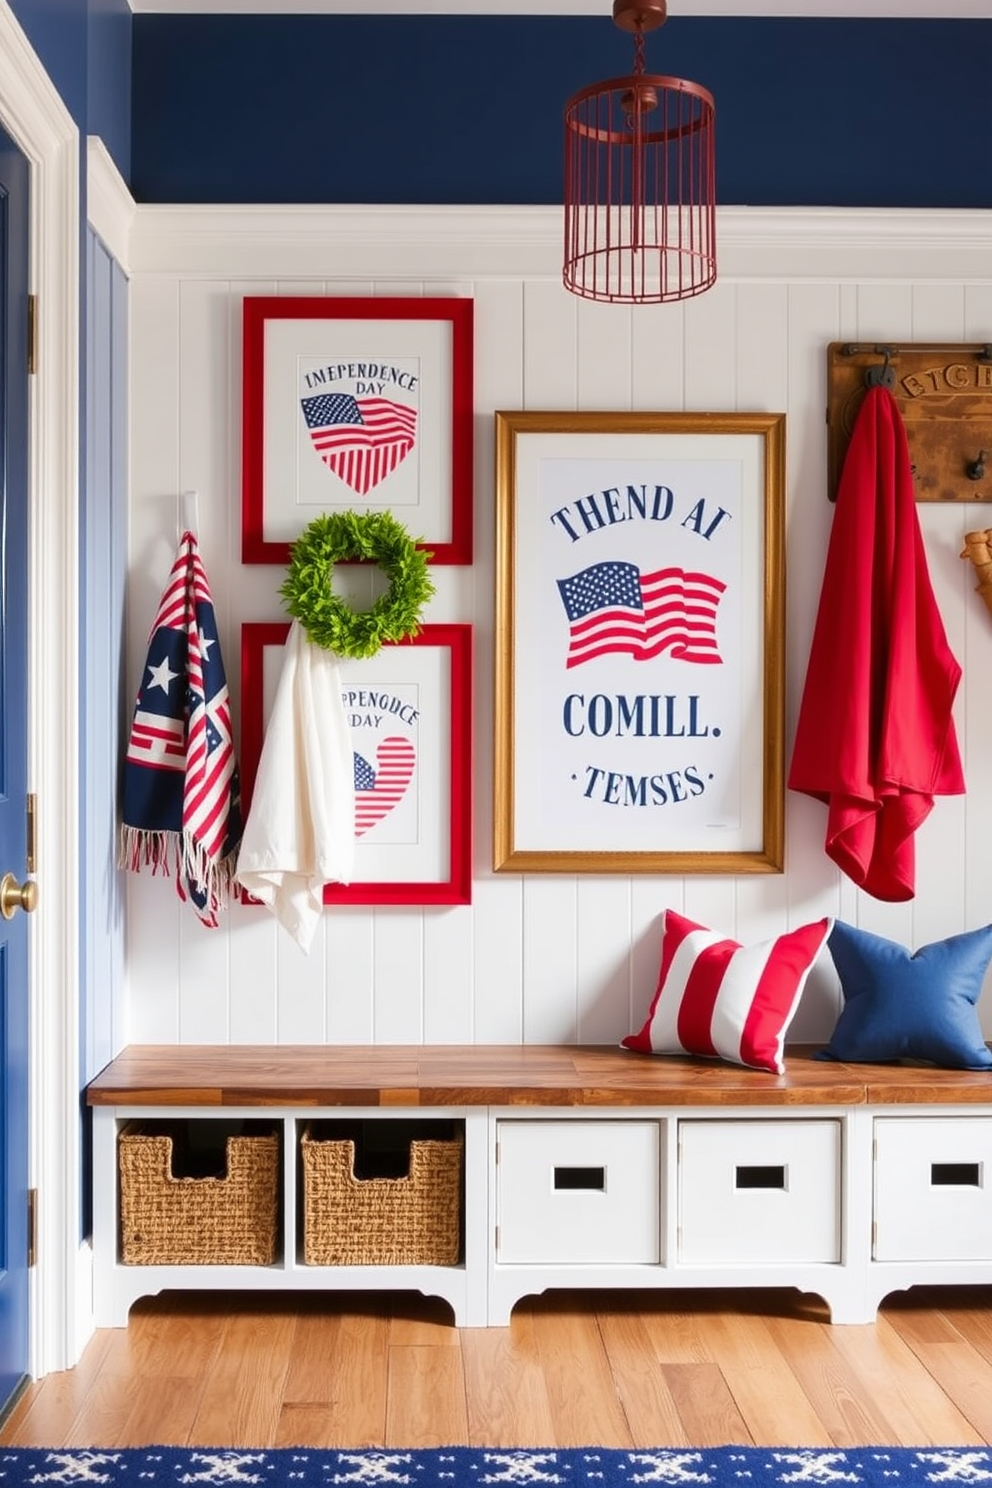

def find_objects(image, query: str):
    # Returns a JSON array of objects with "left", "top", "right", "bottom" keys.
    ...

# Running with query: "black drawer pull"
[
  {"left": 554, "top": 1166, "right": 605, "bottom": 1191},
  {"left": 931, "top": 1162, "right": 982, "bottom": 1187},
  {"left": 735, "top": 1164, "right": 786, "bottom": 1190}
]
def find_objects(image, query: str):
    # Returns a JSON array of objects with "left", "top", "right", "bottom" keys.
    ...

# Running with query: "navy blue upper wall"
[
  {"left": 131, "top": 15, "right": 992, "bottom": 208},
  {"left": 87, "top": 0, "right": 131, "bottom": 181},
  {"left": 9, "top": 0, "right": 131, "bottom": 181}
]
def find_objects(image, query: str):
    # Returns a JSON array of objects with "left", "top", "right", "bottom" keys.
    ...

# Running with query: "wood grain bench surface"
[{"left": 84, "top": 1044, "right": 992, "bottom": 1109}]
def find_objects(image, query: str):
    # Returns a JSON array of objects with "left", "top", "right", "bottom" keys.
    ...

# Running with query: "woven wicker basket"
[
  {"left": 301, "top": 1126, "right": 462, "bottom": 1266},
  {"left": 118, "top": 1125, "right": 280, "bottom": 1266}
]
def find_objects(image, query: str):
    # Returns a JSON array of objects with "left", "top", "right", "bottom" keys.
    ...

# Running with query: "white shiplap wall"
[{"left": 123, "top": 205, "right": 992, "bottom": 1049}]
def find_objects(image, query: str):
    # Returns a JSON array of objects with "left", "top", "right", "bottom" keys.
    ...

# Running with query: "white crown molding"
[
  {"left": 0, "top": 0, "right": 82, "bottom": 1376},
  {"left": 125, "top": 1, "right": 992, "bottom": 15},
  {"left": 128, "top": 202, "right": 992, "bottom": 285},
  {"left": 87, "top": 137, "right": 136, "bottom": 272}
]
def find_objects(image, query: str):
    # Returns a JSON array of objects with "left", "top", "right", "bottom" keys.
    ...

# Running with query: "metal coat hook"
[
  {"left": 863, "top": 346, "right": 896, "bottom": 390},
  {"left": 178, "top": 489, "right": 199, "bottom": 540},
  {"left": 966, "top": 450, "right": 987, "bottom": 481}
]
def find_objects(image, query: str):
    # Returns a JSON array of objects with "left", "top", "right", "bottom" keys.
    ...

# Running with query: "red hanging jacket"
[{"left": 787, "top": 384, "right": 965, "bottom": 900}]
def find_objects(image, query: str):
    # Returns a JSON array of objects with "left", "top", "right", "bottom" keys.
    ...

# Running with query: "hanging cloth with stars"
[{"left": 119, "top": 529, "right": 243, "bottom": 926}]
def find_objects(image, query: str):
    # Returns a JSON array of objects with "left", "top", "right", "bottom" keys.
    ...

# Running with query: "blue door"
[{"left": 0, "top": 122, "right": 33, "bottom": 1416}]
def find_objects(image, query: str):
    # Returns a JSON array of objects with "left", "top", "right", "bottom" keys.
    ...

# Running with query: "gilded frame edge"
[{"left": 493, "top": 408, "right": 786, "bottom": 876}]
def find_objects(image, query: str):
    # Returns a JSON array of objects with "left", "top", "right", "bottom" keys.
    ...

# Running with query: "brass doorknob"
[{"left": 0, "top": 873, "right": 38, "bottom": 920}]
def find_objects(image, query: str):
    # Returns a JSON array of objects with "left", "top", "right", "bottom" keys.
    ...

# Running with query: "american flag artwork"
[
  {"left": 557, "top": 560, "right": 726, "bottom": 669},
  {"left": 120, "top": 531, "right": 242, "bottom": 926},
  {"left": 301, "top": 392, "right": 418, "bottom": 496},
  {"left": 353, "top": 737, "right": 417, "bottom": 837}
]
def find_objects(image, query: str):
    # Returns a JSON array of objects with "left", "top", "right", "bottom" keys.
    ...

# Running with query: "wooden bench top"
[{"left": 84, "top": 1044, "right": 992, "bottom": 1109}]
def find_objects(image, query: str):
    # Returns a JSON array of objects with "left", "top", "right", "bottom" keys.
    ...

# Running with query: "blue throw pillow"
[{"left": 820, "top": 920, "right": 992, "bottom": 1069}]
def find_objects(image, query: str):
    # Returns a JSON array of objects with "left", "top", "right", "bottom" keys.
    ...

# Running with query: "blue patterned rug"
[{"left": 1, "top": 1447, "right": 991, "bottom": 1488}]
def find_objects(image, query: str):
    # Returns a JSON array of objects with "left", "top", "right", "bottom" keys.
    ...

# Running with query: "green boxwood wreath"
[{"left": 280, "top": 509, "right": 435, "bottom": 659}]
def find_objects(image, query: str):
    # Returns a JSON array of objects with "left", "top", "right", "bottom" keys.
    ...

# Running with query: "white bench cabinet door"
[
  {"left": 496, "top": 1120, "right": 662, "bottom": 1264},
  {"left": 679, "top": 1119, "right": 842, "bottom": 1263},
  {"left": 874, "top": 1117, "right": 992, "bottom": 1261}
]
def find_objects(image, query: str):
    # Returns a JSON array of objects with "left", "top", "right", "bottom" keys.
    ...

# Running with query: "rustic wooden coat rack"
[{"left": 827, "top": 341, "right": 992, "bottom": 502}]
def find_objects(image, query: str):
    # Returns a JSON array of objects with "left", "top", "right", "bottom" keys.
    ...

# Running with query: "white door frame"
[{"left": 0, "top": 0, "right": 83, "bottom": 1375}]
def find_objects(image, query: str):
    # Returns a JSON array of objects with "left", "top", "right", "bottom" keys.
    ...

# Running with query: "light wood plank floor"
[{"left": 5, "top": 1288, "right": 992, "bottom": 1450}]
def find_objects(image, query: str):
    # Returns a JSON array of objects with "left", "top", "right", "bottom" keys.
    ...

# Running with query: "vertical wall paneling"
[
  {"left": 854, "top": 283, "right": 915, "bottom": 349},
  {"left": 576, "top": 302, "right": 633, "bottom": 410},
  {"left": 424, "top": 905, "right": 474, "bottom": 1044},
  {"left": 576, "top": 879, "right": 632, "bottom": 1045},
  {"left": 109, "top": 251, "right": 129, "bottom": 1060},
  {"left": 176, "top": 278, "right": 238, "bottom": 1041},
  {"left": 227, "top": 278, "right": 282, "bottom": 1045},
  {"left": 522, "top": 282, "right": 577, "bottom": 410},
  {"left": 82, "top": 231, "right": 129, "bottom": 1080},
  {"left": 325, "top": 911, "right": 375, "bottom": 1045},
  {"left": 275, "top": 917, "right": 328, "bottom": 1043},
  {"left": 908, "top": 284, "right": 969, "bottom": 950},
  {"left": 122, "top": 208, "right": 992, "bottom": 1048},
  {"left": 780, "top": 282, "right": 845, "bottom": 1043},
  {"left": 961, "top": 286, "right": 992, "bottom": 941},
  {"left": 83, "top": 231, "right": 128, "bottom": 1078},
  {"left": 522, "top": 877, "right": 579, "bottom": 1044},
  {"left": 679, "top": 280, "right": 740, "bottom": 939},
  {"left": 82, "top": 230, "right": 97, "bottom": 1081},
  {"left": 631, "top": 301, "right": 685, "bottom": 412},
  {"left": 912, "top": 284, "right": 966, "bottom": 345},
  {"left": 373, "top": 911, "right": 424, "bottom": 1043},
  {"left": 628, "top": 880, "right": 674, "bottom": 1038},
  {"left": 734, "top": 284, "right": 791, "bottom": 944},
  {"left": 472, "top": 279, "right": 525, "bottom": 1045},
  {"left": 683, "top": 282, "right": 738, "bottom": 415},
  {"left": 125, "top": 276, "right": 184, "bottom": 1043}
]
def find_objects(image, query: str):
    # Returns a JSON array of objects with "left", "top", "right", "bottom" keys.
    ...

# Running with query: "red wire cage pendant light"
[{"left": 563, "top": 0, "right": 716, "bottom": 305}]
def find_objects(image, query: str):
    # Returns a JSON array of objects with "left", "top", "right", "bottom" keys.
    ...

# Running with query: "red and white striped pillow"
[{"left": 622, "top": 909, "right": 834, "bottom": 1074}]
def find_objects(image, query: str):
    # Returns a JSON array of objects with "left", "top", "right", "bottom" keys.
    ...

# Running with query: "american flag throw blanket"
[{"left": 119, "top": 530, "right": 242, "bottom": 926}]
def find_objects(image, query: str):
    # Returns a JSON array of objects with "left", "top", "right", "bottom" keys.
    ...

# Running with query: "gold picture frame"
[{"left": 494, "top": 410, "right": 786, "bottom": 875}]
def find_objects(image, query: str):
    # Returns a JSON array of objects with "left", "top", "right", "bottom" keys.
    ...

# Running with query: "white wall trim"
[
  {"left": 0, "top": 0, "right": 83, "bottom": 1377},
  {"left": 87, "top": 136, "right": 135, "bottom": 273},
  {"left": 128, "top": 202, "right": 992, "bottom": 285}
]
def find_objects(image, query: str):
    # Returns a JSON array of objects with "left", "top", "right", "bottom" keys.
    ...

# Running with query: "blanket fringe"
[{"left": 118, "top": 824, "right": 240, "bottom": 909}]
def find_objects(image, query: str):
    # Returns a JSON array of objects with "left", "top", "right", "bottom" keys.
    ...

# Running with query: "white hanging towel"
[{"left": 236, "top": 620, "right": 355, "bottom": 952}]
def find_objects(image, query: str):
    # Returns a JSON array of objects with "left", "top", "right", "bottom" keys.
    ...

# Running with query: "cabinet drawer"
[
  {"left": 496, "top": 1120, "right": 662, "bottom": 1264},
  {"left": 874, "top": 1117, "right": 992, "bottom": 1261},
  {"left": 679, "top": 1119, "right": 841, "bottom": 1263}
]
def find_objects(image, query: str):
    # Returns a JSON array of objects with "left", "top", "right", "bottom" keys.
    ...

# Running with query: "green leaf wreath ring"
[{"left": 280, "top": 509, "right": 435, "bottom": 659}]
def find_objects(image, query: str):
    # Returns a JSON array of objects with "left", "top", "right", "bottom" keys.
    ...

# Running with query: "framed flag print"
[
  {"left": 241, "top": 297, "right": 474, "bottom": 566},
  {"left": 240, "top": 622, "right": 472, "bottom": 905},
  {"left": 493, "top": 410, "right": 786, "bottom": 875}
]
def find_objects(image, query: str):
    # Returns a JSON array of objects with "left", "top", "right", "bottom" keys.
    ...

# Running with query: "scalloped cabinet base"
[{"left": 86, "top": 1047, "right": 992, "bottom": 1329}]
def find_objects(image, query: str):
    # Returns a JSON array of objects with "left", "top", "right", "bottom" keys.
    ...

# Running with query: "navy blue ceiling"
[{"left": 131, "top": 15, "right": 990, "bottom": 208}]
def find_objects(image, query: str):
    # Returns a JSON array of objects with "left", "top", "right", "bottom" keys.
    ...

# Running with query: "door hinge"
[
  {"left": 26, "top": 794, "right": 37, "bottom": 875},
  {"left": 27, "top": 1189, "right": 37, "bottom": 1268},
  {"left": 27, "top": 295, "right": 37, "bottom": 376}
]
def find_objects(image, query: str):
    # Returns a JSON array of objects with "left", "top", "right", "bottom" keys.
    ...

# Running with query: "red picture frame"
[
  {"left": 240, "top": 622, "right": 473, "bottom": 906},
  {"left": 241, "top": 296, "right": 474, "bottom": 566}
]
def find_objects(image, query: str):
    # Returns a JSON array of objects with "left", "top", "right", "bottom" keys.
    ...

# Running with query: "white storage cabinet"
[{"left": 88, "top": 1049, "right": 992, "bottom": 1330}]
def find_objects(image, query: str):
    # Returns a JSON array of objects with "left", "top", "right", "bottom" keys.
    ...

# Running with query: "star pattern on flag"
[{"left": 147, "top": 656, "right": 180, "bottom": 693}]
